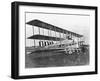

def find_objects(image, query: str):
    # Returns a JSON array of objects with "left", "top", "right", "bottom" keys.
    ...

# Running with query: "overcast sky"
[{"left": 26, "top": 12, "right": 90, "bottom": 47}]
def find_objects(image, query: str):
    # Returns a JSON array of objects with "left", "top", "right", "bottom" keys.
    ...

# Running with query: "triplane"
[{"left": 26, "top": 19, "right": 88, "bottom": 57}]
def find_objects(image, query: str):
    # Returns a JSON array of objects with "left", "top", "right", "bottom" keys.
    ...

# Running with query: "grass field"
[{"left": 25, "top": 48, "right": 89, "bottom": 68}]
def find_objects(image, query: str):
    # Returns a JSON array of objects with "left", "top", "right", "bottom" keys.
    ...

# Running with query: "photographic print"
[
  {"left": 11, "top": 2, "right": 97, "bottom": 79},
  {"left": 25, "top": 12, "right": 90, "bottom": 68}
]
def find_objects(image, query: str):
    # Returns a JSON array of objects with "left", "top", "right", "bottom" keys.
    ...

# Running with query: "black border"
[{"left": 11, "top": 1, "right": 98, "bottom": 79}]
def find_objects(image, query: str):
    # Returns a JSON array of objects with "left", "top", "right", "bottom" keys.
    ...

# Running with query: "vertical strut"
[{"left": 33, "top": 26, "right": 35, "bottom": 47}]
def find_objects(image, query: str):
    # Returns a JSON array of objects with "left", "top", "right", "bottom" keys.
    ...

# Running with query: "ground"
[{"left": 25, "top": 47, "right": 89, "bottom": 68}]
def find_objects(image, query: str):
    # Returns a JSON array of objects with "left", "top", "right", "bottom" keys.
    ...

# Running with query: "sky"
[{"left": 25, "top": 12, "right": 90, "bottom": 47}]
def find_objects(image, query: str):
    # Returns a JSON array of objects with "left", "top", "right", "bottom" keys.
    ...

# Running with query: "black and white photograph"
[
  {"left": 25, "top": 12, "right": 90, "bottom": 68},
  {"left": 11, "top": 1, "right": 97, "bottom": 79}
]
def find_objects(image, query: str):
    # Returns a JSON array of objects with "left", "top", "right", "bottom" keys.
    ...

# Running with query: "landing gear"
[
  {"left": 65, "top": 48, "right": 81, "bottom": 55},
  {"left": 64, "top": 48, "right": 73, "bottom": 54}
]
